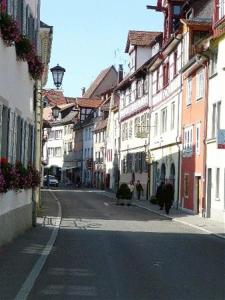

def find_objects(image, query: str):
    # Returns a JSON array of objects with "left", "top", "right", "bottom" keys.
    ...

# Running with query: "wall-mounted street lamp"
[
  {"left": 50, "top": 64, "right": 66, "bottom": 89},
  {"left": 52, "top": 105, "right": 60, "bottom": 120}
]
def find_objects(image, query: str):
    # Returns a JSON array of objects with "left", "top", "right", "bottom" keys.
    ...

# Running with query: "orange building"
[{"left": 180, "top": 18, "right": 212, "bottom": 214}]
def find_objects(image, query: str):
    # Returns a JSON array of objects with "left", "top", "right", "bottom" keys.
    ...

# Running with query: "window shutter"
[
  {"left": 6, "top": 0, "right": 13, "bottom": 15},
  {"left": 0, "top": 104, "right": 3, "bottom": 156},
  {"left": 20, "top": 119, "right": 25, "bottom": 163},
  {"left": 22, "top": 0, "right": 27, "bottom": 35},
  {"left": 1, "top": 106, "right": 9, "bottom": 158},
  {"left": 24, "top": 121, "right": 29, "bottom": 167},
  {"left": 12, "top": 113, "right": 17, "bottom": 164},
  {"left": 8, "top": 111, "right": 15, "bottom": 164},
  {"left": 16, "top": 0, "right": 23, "bottom": 32}
]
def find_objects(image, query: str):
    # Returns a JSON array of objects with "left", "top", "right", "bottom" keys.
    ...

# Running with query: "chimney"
[
  {"left": 81, "top": 87, "right": 86, "bottom": 96},
  {"left": 118, "top": 64, "right": 123, "bottom": 83}
]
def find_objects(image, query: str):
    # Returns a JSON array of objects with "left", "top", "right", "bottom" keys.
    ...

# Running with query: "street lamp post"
[{"left": 50, "top": 64, "right": 66, "bottom": 89}]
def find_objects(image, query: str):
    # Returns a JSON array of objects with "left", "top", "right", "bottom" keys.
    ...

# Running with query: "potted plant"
[
  {"left": 116, "top": 183, "right": 132, "bottom": 206},
  {"left": 0, "top": 12, "right": 20, "bottom": 46}
]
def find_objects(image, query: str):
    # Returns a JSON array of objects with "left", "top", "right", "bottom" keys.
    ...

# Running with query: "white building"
[
  {"left": 117, "top": 31, "right": 162, "bottom": 199},
  {"left": 206, "top": 8, "right": 225, "bottom": 223},
  {"left": 148, "top": 35, "right": 183, "bottom": 205},
  {"left": 0, "top": 0, "right": 49, "bottom": 246},
  {"left": 43, "top": 103, "right": 77, "bottom": 183}
]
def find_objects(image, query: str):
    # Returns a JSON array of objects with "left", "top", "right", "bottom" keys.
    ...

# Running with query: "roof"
[
  {"left": 66, "top": 97, "right": 77, "bottom": 103},
  {"left": 43, "top": 89, "right": 67, "bottom": 106},
  {"left": 57, "top": 103, "right": 75, "bottom": 111},
  {"left": 125, "top": 31, "right": 162, "bottom": 52},
  {"left": 83, "top": 65, "right": 116, "bottom": 98},
  {"left": 61, "top": 111, "right": 78, "bottom": 124},
  {"left": 93, "top": 118, "right": 108, "bottom": 132},
  {"left": 76, "top": 97, "right": 103, "bottom": 108},
  {"left": 181, "top": 18, "right": 212, "bottom": 28}
]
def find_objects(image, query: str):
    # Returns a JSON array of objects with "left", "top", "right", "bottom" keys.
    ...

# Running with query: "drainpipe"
[{"left": 202, "top": 60, "right": 209, "bottom": 217}]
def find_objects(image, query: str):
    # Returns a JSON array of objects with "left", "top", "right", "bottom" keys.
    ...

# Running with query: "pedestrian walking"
[
  {"left": 128, "top": 181, "right": 134, "bottom": 199},
  {"left": 136, "top": 180, "right": 143, "bottom": 200},
  {"left": 163, "top": 180, "right": 174, "bottom": 214},
  {"left": 156, "top": 181, "right": 164, "bottom": 210}
]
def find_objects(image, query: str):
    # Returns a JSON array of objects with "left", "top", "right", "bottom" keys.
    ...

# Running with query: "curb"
[{"left": 101, "top": 191, "right": 225, "bottom": 241}]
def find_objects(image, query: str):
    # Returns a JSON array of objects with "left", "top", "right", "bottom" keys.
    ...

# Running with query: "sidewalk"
[
  {"left": 0, "top": 191, "right": 60, "bottom": 299},
  {"left": 102, "top": 191, "right": 225, "bottom": 240}
]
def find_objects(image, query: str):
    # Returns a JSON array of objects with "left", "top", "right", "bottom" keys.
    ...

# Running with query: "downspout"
[{"left": 202, "top": 60, "right": 209, "bottom": 217}]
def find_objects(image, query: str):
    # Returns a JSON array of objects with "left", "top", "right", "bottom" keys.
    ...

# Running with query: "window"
[
  {"left": 156, "top": 69, "right": 160, "bottom": 92},
  {"left": 216, "top": 168, "right": 220, "bottom": 199},
  {"left": 173, "top": 51, "right": 178, "bottom": 77},
  {"left": 128, "top": 87, "right": 132, "bottom": 103},
  {"left": 196, "top": 123, "right": 201, "bottom": 155},
  {"left": 129, "top": 120, "right": 133, "bottom": 138},
  {"left": 173, "top": 5, "right": 181, "bottom": 16},
  {"left": 184, "top": 126, "right": 193, "bottom": 153},
  {"left": 154, "top": 113, "right": 158, "bottom": 136},
  {"left": 134, "top": 116, "right": 140, "bottom": 137},
  {"left": 184, "top": 174, "right": 189, "bottom": 197},
  {"left": 68, "top": 142, "right": 72, "bottom": 152},
  {"left": 196, "top": 70, "right": 204, "bottom": 100},
  {"left": 210, "top": 49, "right": 218, "bottom": 76},
  {"left": 48, "top": 147, "right": 54, "bottom": 157},
  {"left": 186, "top": 77, "right": 192, "bottom": 106},
  {"left": 137, "top": 80, "right": 143, "bottom": 98},
  {"left": 219, "top": 0, "right": 225, "bottom": 19},
  {"left": 171, "top": 102, "right": 175, "bottom": 130},
  {"left": 55, "top": 147, "right": 62, "bottom": 157},
  {"left": 143, "top": 77, "right": 148, "bottom": 94},
  {"left": 212, "top": 101, "right": 221, "bottom": 138},
  {"left": 163, "top": 62, "right": 169, "bottom": 87},
  {"left": 161, "top": 108, "right": 167, "bottom": 133},
  {"left": 55, "top": 130, "right": 62, "bottom": 139}
]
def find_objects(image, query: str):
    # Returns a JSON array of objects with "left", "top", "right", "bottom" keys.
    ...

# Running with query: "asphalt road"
[{"left": 27, "top": 190, "right": 225, "bottom": 300}]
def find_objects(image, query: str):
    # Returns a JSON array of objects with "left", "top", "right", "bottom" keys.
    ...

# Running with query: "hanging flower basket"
[
  {"left": 0, "top": 12, "right": 20, "bottom": 46},
  {"left": 28, "top": 55, "right": 44, "bottom": 80},
  {"left": 15, "top": 35, "right": 34, "bottom": 61},
  {"left": 0, "top": 158, "right": 41, "bottom": 193}
]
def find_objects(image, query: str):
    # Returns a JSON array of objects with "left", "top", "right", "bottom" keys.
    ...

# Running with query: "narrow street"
[{"left": 1, "top": 190, "right": 223, "bottom": 300}]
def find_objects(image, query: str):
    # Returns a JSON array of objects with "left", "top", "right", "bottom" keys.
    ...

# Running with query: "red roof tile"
[
  {"left": 125, "top": 31, "right": 162, "bottom": 52},
  {"left": 76, "top": 97, "right": 103, "bottom": 108},
  {"left": 43, "top": 89, "right": 67, "bottom": 106}
]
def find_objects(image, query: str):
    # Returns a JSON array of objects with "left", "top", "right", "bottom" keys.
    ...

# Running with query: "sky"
[{"left": 40, "top": 0, "right": 163, "bottom": 97}]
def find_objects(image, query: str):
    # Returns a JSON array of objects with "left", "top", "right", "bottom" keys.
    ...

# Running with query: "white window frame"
[
  {"left": 186, "top": 77, "right": 192, "bottom": 106},
  {"left": 171, "top": 102, "right": 175, "bottom": 130},
  {"left": 196, "top": 123, "right": 201, "bottom": 155},
  {"left": 196, "top": 69, "right": 204, "bottom": 100},
  {"left": 184, "top": 126, "right": 193, "bottom": 154},
  {"left": 161, "top": 108, "right": 167, "bottom": 133}
]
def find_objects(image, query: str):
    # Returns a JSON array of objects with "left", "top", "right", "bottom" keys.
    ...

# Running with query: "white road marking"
[
  {"left": 14, "top": 191, "right": 62, "bottom": 300},
  {"left": 104, "top": 202, "right": 109, "bottom": 206}
]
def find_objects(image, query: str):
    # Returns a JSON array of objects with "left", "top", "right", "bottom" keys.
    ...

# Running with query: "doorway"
[{"left": 194, "top": 176, "right": 201, "bottom": 214}]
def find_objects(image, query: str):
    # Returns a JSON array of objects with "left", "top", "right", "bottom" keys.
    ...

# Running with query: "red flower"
[{"left": 0, "top": 157, "right": 8, "bottom": 165}]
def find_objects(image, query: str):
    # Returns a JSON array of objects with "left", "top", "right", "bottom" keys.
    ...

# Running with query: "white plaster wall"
[
  {"left": 0, "top": 39, "right": 34, "bottom": 121},
  {"left": 0, "top": 190, "right": 32, "bottom": 216},
  {"left": 47, "top": 125, "right": 64, "bottom": 168},
  {"left": 207, "top": 38, "right": 225, "bottom": 223},
  {"left": 136, "top": 47, "right": 151, "bottom": 70}
]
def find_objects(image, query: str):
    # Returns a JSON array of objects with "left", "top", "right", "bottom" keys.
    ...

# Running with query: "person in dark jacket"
[
  {"left": 163, "top": 180, "right": 174, "bottom": 214},
  {"left": 136, "top": 180, "right": 143, "bottom": 200},
  {"left": 156, "top": 182, "right": 165, "bottom": 210}
]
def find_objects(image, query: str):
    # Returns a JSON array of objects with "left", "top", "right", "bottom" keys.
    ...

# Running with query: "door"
[
  {"left": 206, "top": 168, "right": 212, "bottom": 218},
  {"left": 194, "top": 176, "right": 201, "bottom": 214}
]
